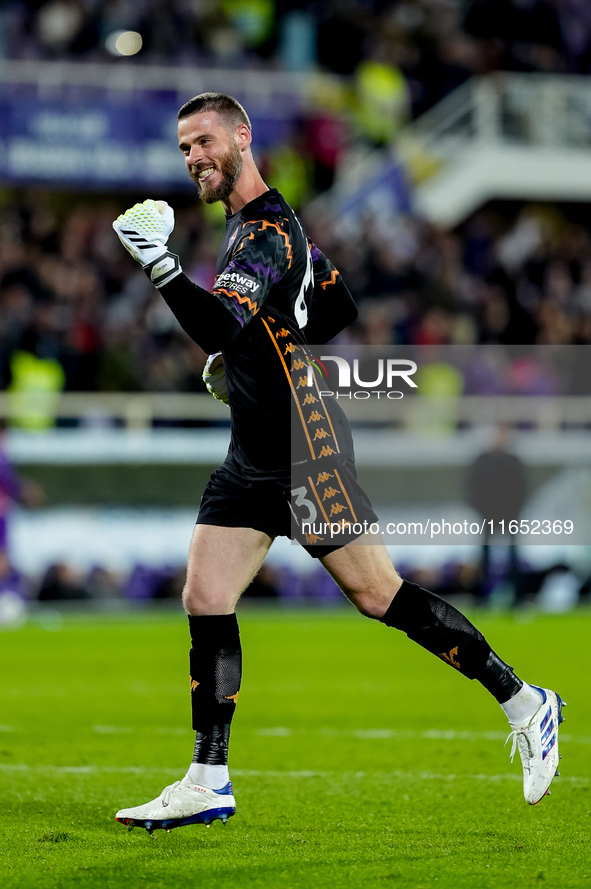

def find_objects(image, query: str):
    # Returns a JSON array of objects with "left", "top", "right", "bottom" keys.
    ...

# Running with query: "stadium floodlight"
[{"left": 105, "top": 30, "right": 143, "bottom": 57}]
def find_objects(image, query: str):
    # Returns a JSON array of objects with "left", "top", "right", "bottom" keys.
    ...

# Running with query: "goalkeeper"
[{"left": 111, "top": 93, "right": 565, "bottom": 834}]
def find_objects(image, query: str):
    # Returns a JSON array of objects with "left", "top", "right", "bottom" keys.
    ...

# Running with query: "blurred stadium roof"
[{"left": 397, "top": 74, "right": 591, "bottom": 226}]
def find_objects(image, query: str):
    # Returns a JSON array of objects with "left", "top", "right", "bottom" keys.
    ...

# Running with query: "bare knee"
[
  {"left": 182, "top": 524, "right": 272, "bottom": 616},
  {"left": 321, "top": 542, "right": 403, "bottom": 620},
  {"left": 331, "top": 565, "right": 403, "bottom": 619},
  {"left": 354, "top": 592, "right": 386, "bottom": 620},
  {"left": 347, "top": 576, "right": 402, "bottom": 620},
  {"left": 182, "top": 579, "right": 237, "bottom": 616}
]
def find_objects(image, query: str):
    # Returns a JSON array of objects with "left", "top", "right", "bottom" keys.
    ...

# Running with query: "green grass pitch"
[{"left": 0, "top": 605, "right": 589, "bottom": 889}]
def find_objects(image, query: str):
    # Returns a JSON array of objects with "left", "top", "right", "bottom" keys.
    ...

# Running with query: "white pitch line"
[
  {"left": 0, "top": 763, "right": 587, "bottom": 785},
  {"left": 93, "top": 725, "right": 133, "bottom": 734},
  {"left": 3, "top": 724, "right": 585, "bottom": 744},
  {"left": 92, "top": 725, "right": 186, "bottom": 735},
  {"left": 256, "top": 727, "right": 586, "bottom": 744}
]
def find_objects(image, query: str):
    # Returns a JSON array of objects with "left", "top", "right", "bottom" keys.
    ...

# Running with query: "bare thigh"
[
  {"left": 183, "top": 524, "right": 273, "bottom": 615},
  {"left": 320, "top": 533, "right": 402, "bottom": 619}
]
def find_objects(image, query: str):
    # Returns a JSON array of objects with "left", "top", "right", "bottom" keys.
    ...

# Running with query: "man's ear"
[{"left": 236, "top": 123, "right": 251, "bottom": 150}]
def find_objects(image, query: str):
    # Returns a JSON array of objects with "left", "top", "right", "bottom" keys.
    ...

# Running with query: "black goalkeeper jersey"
[
  {"left": 211, "top": 188, "right": 355, "bottom": 480},
  {"left": 159, "top": 187, "right": 358, "bottom": 481}
]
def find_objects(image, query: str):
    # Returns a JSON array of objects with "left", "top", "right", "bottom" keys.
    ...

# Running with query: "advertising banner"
[{"left": 0, "top": 90, "right": 293, "bottom": 190}]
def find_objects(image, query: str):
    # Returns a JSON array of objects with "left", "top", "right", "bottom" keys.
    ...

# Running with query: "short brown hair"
[{"left": 177, "top": 93, "right": 252, "bottom": 134}]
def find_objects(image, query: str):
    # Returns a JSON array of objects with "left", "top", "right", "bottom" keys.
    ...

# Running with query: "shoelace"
[
  {"left": 161, "top": 781, "right": 182, "bottom": 807},
  {"left": 505, "top": 729, "right": 532, "bottom": 769}
]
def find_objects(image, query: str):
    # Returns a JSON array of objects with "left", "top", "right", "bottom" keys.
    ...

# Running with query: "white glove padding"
[
  {"left": 113, "top": 199, "right": 182, "bottom": 288},
  {"left": 203, "top": 352, "right": 229, "bottom": 405}
]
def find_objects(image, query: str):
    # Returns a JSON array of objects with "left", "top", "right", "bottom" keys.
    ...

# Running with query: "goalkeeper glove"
[
  {"left": 203, "top": 352, "right": 229, "bottom": 405},
  {"left": 112, "top": 199, "right": 182, "bottom": 288}
]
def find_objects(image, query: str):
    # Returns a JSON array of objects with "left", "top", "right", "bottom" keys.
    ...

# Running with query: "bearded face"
[{"left": 189, "top": 136, "right": 243, "bottom": 205}]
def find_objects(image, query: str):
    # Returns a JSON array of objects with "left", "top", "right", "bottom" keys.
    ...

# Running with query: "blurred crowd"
[
  {"left": 1, "top": 0, "right": 590, "bottom": 615},
  {"left": 0, "top": 193, "right": 211, "bottom": 396},
  {"left": 1, "top": 1, "right": 589, "bottom": 397},
  {"left": 1, "top": 549, "right": 588, "bottom": 615},
  {"left": 304, "top": 203, "right": 591, "bottom": 353},
  {"left": 1, "top": 192, "right": 591, "bottom": 398},
  {"left": 3, "top": 1, "right": 591, "bottom": 120}
]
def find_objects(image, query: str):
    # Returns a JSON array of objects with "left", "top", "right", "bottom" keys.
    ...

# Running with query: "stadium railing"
[
  {"left": 395, "top": 73, "right": 591, "bottom": 225},
  {"left": 0, "top": 392, "right": 589, "bottom": 430}
]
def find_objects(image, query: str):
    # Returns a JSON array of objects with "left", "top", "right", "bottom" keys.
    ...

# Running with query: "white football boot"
[
  {"left": 115, "top": 776, "right": 236, "bottom": 833},
  {"left": 505, "top": 686, "right": 566, "bottom": 805}
]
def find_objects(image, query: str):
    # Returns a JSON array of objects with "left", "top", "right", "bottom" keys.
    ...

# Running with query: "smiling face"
[{"left": 178, "top": 111, "right": 246, "bottom": 206}]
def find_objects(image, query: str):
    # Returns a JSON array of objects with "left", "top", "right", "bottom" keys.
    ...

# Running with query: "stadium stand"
[{"left": 0, "top": 0, "right": 590, "bottom": 609}]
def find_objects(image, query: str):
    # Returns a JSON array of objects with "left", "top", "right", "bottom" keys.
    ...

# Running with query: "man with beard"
[{"left": 112, "top": 93, "right": 564, "bottom": 833}]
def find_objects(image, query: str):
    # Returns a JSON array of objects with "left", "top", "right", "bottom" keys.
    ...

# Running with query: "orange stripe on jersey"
[
  {"left": 235, "top": 232, "right": 255, "bottom": 253},
  {"left": 320, "top": 270, "right": 339, "bottom": 289},
  {"left": 262, "top": 220, "right": 293, "bottom": 267},
  {"left": 242, "top": 219, "right": 293, "bottom": 268},
  {"left": 261, "top": 318, "right": 315, "bottom": 460},
  {"left": 214, "top": 288, "right": 259, "bottom": 315},
  {"left": 308, "top": 476, "right": 332, "bottom": 525},
  {"left": 310, "top": 371, "right": 340, "bottom": 454},
  {"left": 333, "top": 469, "right": 358, "bottom": 523}
]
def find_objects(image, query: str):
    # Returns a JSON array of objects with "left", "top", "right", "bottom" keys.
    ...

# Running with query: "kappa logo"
[
  {"left": 333, "top": 519, "right": 352, "bottom": 532},
  {"left": 225, "top": 692, "right": 239, "bottom": 704},
  {"left": 438, "top": 647, "right": 461, "bottom": 669},
  {"left": 316, "top": 471, "right": 334, "bottom": 484},
  {"left": 216, "top": 270, "right": 260, "bottom": 296},
  {"left": 190, "top": 678, "right": 200, "bottom": 691}
]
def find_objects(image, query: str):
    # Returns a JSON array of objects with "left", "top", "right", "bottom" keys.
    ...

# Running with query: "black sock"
[
  {"left": 380, "top": 580, "right": 522, "bottom": 703},
  {"left": 188, "top": 613, "right": 242, "bottom": 765}
]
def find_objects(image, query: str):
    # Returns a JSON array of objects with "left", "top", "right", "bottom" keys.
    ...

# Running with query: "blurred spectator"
[
  {"left": 0, "top": 420, "right": 36, "bottom": 620},
  {"left": 38, "top": 561, "right": 91, "bottom": 600},
  {"left": 0, "top": 417, "right": 44, "bottom": 553},
  {"left": 466, "top": 423, "right": 527, "bottom": 605},
  {"left": 260, "top": 124, "right": 313, "bottom": 210},
  {"left": 353, "top": 49, "right": 410, "bottom": 146},
  {"left": 303, "top": 76, "right": 350, "bottom": 193},
  {"left": 86, "top": 565, "right": 122, "bottom": 599},
  {"left": 8, "top": 349, "right": 66, "bottom": 430},
  {"left": 0, "top": 548, "right": 29, "bottom": 600},
  {"left": 153, "top": 566, "right": 186, "bottom": 600}
]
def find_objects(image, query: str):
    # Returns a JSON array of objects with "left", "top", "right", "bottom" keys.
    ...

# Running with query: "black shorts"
[{"left": 197, "top": 456, "right": 379, "bottom": 559}]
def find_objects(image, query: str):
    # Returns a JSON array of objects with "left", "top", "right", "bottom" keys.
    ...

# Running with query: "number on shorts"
[{"left": 290, "top": 485, "right": 317, "bottom": 524}]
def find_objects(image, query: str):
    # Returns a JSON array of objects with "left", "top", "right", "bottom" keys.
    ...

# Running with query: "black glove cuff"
[{"left": 144, "top": 251, "right": 182, "bottom": 288}]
